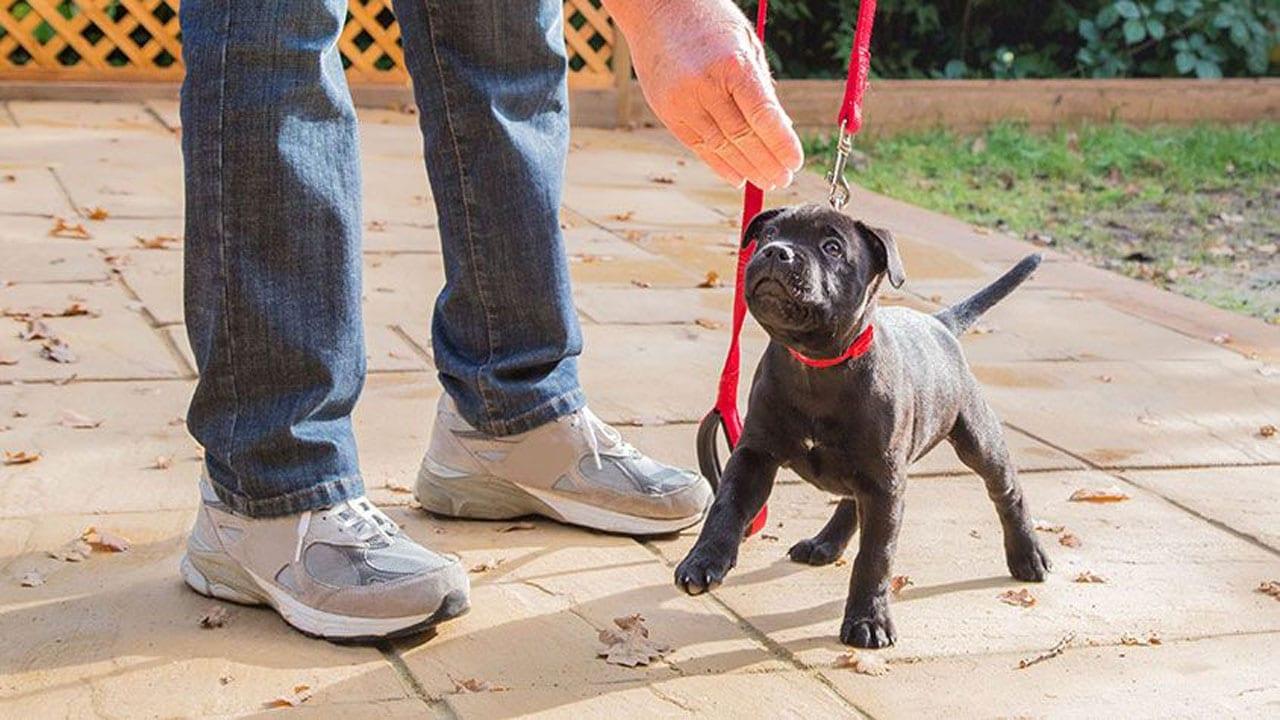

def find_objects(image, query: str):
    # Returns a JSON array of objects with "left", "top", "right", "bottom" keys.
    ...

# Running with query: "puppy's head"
[{"left": 743, "top": 204, "right": 904, "bottom": 357}]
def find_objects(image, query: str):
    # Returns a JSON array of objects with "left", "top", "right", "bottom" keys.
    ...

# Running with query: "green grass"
[{"left": 805, "top": 122, "right": 1280, "bottom": 322}]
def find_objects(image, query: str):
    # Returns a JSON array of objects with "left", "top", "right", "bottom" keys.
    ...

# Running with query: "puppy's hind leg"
[
  {"left": 789, "top": 498, "right": 857, "bottom": 566},
  {"left": 950, "top": 398, "right": 1050, "bottom": 582}
]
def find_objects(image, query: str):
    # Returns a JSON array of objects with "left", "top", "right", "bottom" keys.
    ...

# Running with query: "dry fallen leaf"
[
  {"left": 3, "top": 449, "right": 41, "bottom": 466},
  {"left": 135, "top": 235, "right": 180, "bottom": 250},
  {"left": 50, "top": 217, "right": 91, "bottom": 240},
  {"left": 890, "top": 575, "right": 914, "bottom": 596},
  {"left": 264, "top": 684, "right": 312, "bottom": 709},
  {"left": 58, "top": 301, "right": 94, "bottom": 317},
  {"left": 609, "top": 210, "right": 636, "bottom": 222},
  {"left": 19, "top": 319, "right": 54, "bottom": 341},
  {"left": 82, "top": 526, "right": 130, "bottom": 552},
  {"left": 1058, "top": 533, "right": 1082, "bottom": 548},
  {"left": 85, "top": 206, "right": 109, "bottom": 221},
  {"left": 648, "top": 174, "right": 676, "bottom": 185},
  {"left": 1259, "top": 424, "right": 1277, "bottom": 439},
  {"left": 60, "top": 410, "right": 102, "bottom": 429},
  {"left": 1258, "top": 580, "right": 1280, "bottom": 600},
  {"left": 697, "top": 271, "right": 722, "bottom": 289},
  {"left": 1033, "top": 519, "right": 1065, "bottom": 534},
  {"left": 150, "top": 455, "right": 173, "bottom": 470},
  {"left": 1211, "top": 333, "right": 1232, "bottom": 345},
  {"left": 833, "top": 650, "right": 890, "bottom": 676},
  {"left": 998, "top": 588, "right": 1037, "bottom": 608},
  {"left": 1120, "top": 633, "right": 1162, "bottom": 646},
  {"left": 1017, "top": 632, "right": 1074, "bottom": 670},
  {"left": 49, "top": 538, "right": 92, "bottom": 562},
  {"left": 452, "top": 677, "right": 508, "bottom": 694},
  {"left": 497, "top": 522, "right": 535, "bottom": 533},
  {"left": 0, "top": 354, "right": 17, "bottom": 366},
  {"left": 759, "top": 533, "right": 779, "bottom": 541},
  {"left": 1074, "top": 571, "right": 1107, "bottom": 584},
  {"left": 469, "top": 558, "right": 505, "bottom": 574},
  {"left": 1069, "top": 487, "right": 1130, "bottom": 504},
  {"left": 597, "top": 613, "right": 671, "bottom": 667},
  {"left": 630, "top": 279, "right": 652, "bottom": 289},
  {"left": 694, "top": 318, "right": 723, "bottom": 330},
  {"left": 20, "top": 570, "right": 45, "bottom": 587},
  {"left": 40, "top": 338, "right": 77, "bottom": 364},
  {"left": 200, "top": 605, "right": 230, "bottom": 628},
  {"left": 385, "top": 479, "right": 413, "bottom": 494}
]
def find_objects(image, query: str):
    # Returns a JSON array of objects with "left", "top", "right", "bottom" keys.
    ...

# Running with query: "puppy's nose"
[{"left": 760, "top": 243, "right": 794, "bottom": 263}]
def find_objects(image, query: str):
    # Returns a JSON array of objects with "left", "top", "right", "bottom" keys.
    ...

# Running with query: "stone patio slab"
[
  {"left": 649, "top": 471, "right": 1280, "bottom": 664},
  {"left": 0, "top": 241, "right": 111, "bottom": 284},
  {"left": 976, "top": 359, "right": 1280, "bottom": 467},
  {"left": 1122, "top": 466, "right": 1280, "bottom": 552},
  {"left": 0, "top": 165, "right": 75, "bottom": 217},
  {"left": 0, "top": 281, "right": 186, "bottom": 382},
  {"left": 6, "top": 101, "right": 167, "bottom": 131},
  {"left": 0, "top": 511, "right": 410, "bottom": 719}
]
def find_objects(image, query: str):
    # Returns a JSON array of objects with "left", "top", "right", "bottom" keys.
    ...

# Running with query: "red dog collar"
[{"left": 787, "top": 324, "right": 875, "bottom": 368}]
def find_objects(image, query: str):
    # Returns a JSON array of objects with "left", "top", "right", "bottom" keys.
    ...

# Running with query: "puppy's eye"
[{"left": 821, "top": 239, "right": 843, "bottom": 257}]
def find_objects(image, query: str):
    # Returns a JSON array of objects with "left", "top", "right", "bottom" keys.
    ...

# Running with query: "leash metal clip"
[{"left": 826, "top": 120, "right": 854, "bottom": 210}]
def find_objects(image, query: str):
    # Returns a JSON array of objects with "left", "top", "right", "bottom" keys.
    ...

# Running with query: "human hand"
[{"left": 606, "top": 0, "right": 804, "bottom": 189}]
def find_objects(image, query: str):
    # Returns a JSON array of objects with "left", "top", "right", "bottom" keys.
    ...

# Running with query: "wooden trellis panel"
[{"left": 0, "top": 0, "right": 618, "bottom": 88}]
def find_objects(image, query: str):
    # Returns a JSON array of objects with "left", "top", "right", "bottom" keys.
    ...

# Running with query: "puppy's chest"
[{"left": 778, "top": 428, "right": 865, "bottom": 495}]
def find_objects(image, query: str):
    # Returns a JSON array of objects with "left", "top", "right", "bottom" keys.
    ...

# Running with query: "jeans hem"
[
  {"left": 206, "top": 466, "right": 366, "bottom": 518},
  {"left": 477, "top": 387, "right": 586, "bottom": 437}
]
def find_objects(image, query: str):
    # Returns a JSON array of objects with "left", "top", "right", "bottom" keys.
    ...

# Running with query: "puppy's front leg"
[
  {"left": 675, "top": 446, "right": 778, "bottom": 595},
  {"left": 841, "top": 487, "right": 904, "bottom": 648}
]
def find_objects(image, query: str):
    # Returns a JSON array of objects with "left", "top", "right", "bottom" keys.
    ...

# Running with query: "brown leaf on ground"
[
  {"left": 0, "top": 354, "right": 17, "bottom": 366},
  {"left": 49, "top": 538, "right": 92, "bottom": 562},
  {"left": 1058, "top": 533, "right": 1083, "bottom": 548},
  {"left": 20, "top": 570, "right": 45, "bottom": 587},
  {"left": 58, "top": 302, "right": 94, "bottom": 317},
  {"left": 998, "top": 588, "right": 1037, "bottom": 608},
  {"left": 1017, "top": 632, "right": 1074, "bottom": 670},
  {"left": 150, "top": 455, "right": 173, "bottom": 470},
  {"left": 200, "top": 606, "right": 230, "bottom": 628},
  {"left": 168, "top": 417, "right": 186, "bottom": 427},
  {"left": 890, "top": 575, "right": 914, "bottom": 596},
  {"left": 1211, "top": 332, "right": 1232, "bottom": 345},
  {"left": 648, "top": 174, "right": 676, "bottom": 185},
  {"left": 1069, "top": 487, "right": 1130, "bottom": 503},
  {"left": 85, "top": 207, "right": 109, "bottom": 221},
  {"left": 19, "top": 319, "right": 53, "bottom": 341},
  {"left": 60, "top": 410, "right": 102, "bottom": 429},
  {"left": 366, "top": 220, "right": 387, "bottom": 232},
  {"left": 759, "top": 533, "right": 779, "bottom": 541},
  {"left": 263, "top": 684, "right": 312, "bottom": 709},
  {"left": 1259, "top": 424, "right": 1277, "bottom": 438},
  {"left": 1033, "top": 519, "right": 1065, "bottom": 533},
  {"left": 50, "top": 218, "right": 91, "bottom": 240},
  {"left": 1, "top": 174, "right": 14, "bottom": 183},
  {"left": 469, "top": 558, "right": 505, "bottom": 574},
  {"left": 82, "top": 526, "right": 130, "bottom": 552},
  {"left": 135, "top": 235, "right": 180, "bottom": 250},
  {"left": 608, "top": 210, "right": 636, "bottom": 222},
  {"left": 41, "top": 338, "right": 77, "bottom": 364},
  {"left": 833, "top": 650, "right": 891, "bottom": 676},
  {"left": 453, "top": 677, "right": 508, "bottom": 694},
  {"left": 384, "top": 479, "right": 413, "bottom": 494},
  {"left": 694, "top": 318, "right": 723, "bottom": 330},
  {"left": 1074, "top": 571, "right": 1107, "bottom": 584},
  {"left": 496, "top": 521, "right": 535, "bottom": 533},
  {"left": 3, "top": 450, "right": 41, "bottom": 466},
  {"left": 697, "top": 270, "right": 722, "bottom": 288},
  {"left": 1258, "top": 580, "right": 1280, "bottom": 599},
  {"left": 1120, "top": 633, "right": 1162, "bottom": 646},
  {"left": 597, "top": 613, "right": 672, "bottom": 667},
  {"left": 630, "top": 279, "right": 652, "bottom": 289}
]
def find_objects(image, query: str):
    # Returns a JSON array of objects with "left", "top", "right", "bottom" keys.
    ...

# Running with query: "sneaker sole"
[
  {"left": 180, "top": 553, "right": 469, "bottom": 643},
  {"left": 416, "top": 456, "right": 710, "bottom": 536}
]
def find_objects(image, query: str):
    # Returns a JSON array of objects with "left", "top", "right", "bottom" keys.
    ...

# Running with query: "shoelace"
[
  {"left": 564, "top": 407, "right": 638, "bottom": 470},
  {"left": 332, "top": 497, "right": 398, "bottom": 544}
]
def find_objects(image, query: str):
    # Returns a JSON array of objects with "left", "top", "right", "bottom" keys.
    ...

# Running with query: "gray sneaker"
[
  {"left": 416, "top": 396, "right": 713, "bottom": 535},
  {"left": 181, "top": 478, "right": 469, "bottom": 641}
]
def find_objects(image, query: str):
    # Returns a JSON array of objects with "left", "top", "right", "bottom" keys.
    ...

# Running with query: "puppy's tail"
[{"left": 934, "top": 254, "right": 1042, "bottom": 336}]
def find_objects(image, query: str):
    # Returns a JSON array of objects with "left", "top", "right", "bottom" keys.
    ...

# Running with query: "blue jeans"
[{"left": 181, "top": 0, "right": 585, "bottom": 517}]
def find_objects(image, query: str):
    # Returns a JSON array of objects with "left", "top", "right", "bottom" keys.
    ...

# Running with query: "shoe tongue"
[{"left": 333, "top": 501, "right": 395, "bottom": 543}]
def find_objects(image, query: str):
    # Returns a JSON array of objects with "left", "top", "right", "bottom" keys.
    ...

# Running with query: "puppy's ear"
[
  {"left": 854, "top": 221, "right": 906, "bottom": 289},
  {"left": 741, "top": 207, "right": 786, "bottom": 249}
]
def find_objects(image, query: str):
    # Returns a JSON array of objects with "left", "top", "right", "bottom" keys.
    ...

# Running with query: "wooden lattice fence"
[{"left": 0, "top": 0, "right": 619, "bottom": 87}]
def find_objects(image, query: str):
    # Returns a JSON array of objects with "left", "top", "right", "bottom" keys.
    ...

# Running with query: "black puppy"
[{"left": 675, "top": 204, "right": 1050, "bottom": 648}]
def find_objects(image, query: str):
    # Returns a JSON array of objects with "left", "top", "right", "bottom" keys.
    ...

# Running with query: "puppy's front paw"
[
  {"left": 840, "top": 606, "right": 897, "bottom": 648},
  {"left": 674, "top": 547, "right": 735, "bottom": 595},
  {"left": 1007, "top": 535, "right": 1051, "bottom": 582},
  {"left": 787, "top": 537, "right": 846, "bottom": 566}
]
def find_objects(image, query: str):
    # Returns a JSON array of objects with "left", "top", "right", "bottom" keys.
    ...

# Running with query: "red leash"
[{"left": 695, "top": 0, "right": 878, "bottom": 537}]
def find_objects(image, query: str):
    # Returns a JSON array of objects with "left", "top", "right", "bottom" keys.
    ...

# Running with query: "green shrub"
[{"left": 735, "top": 0, "right": 1279, "bottom": 79}]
